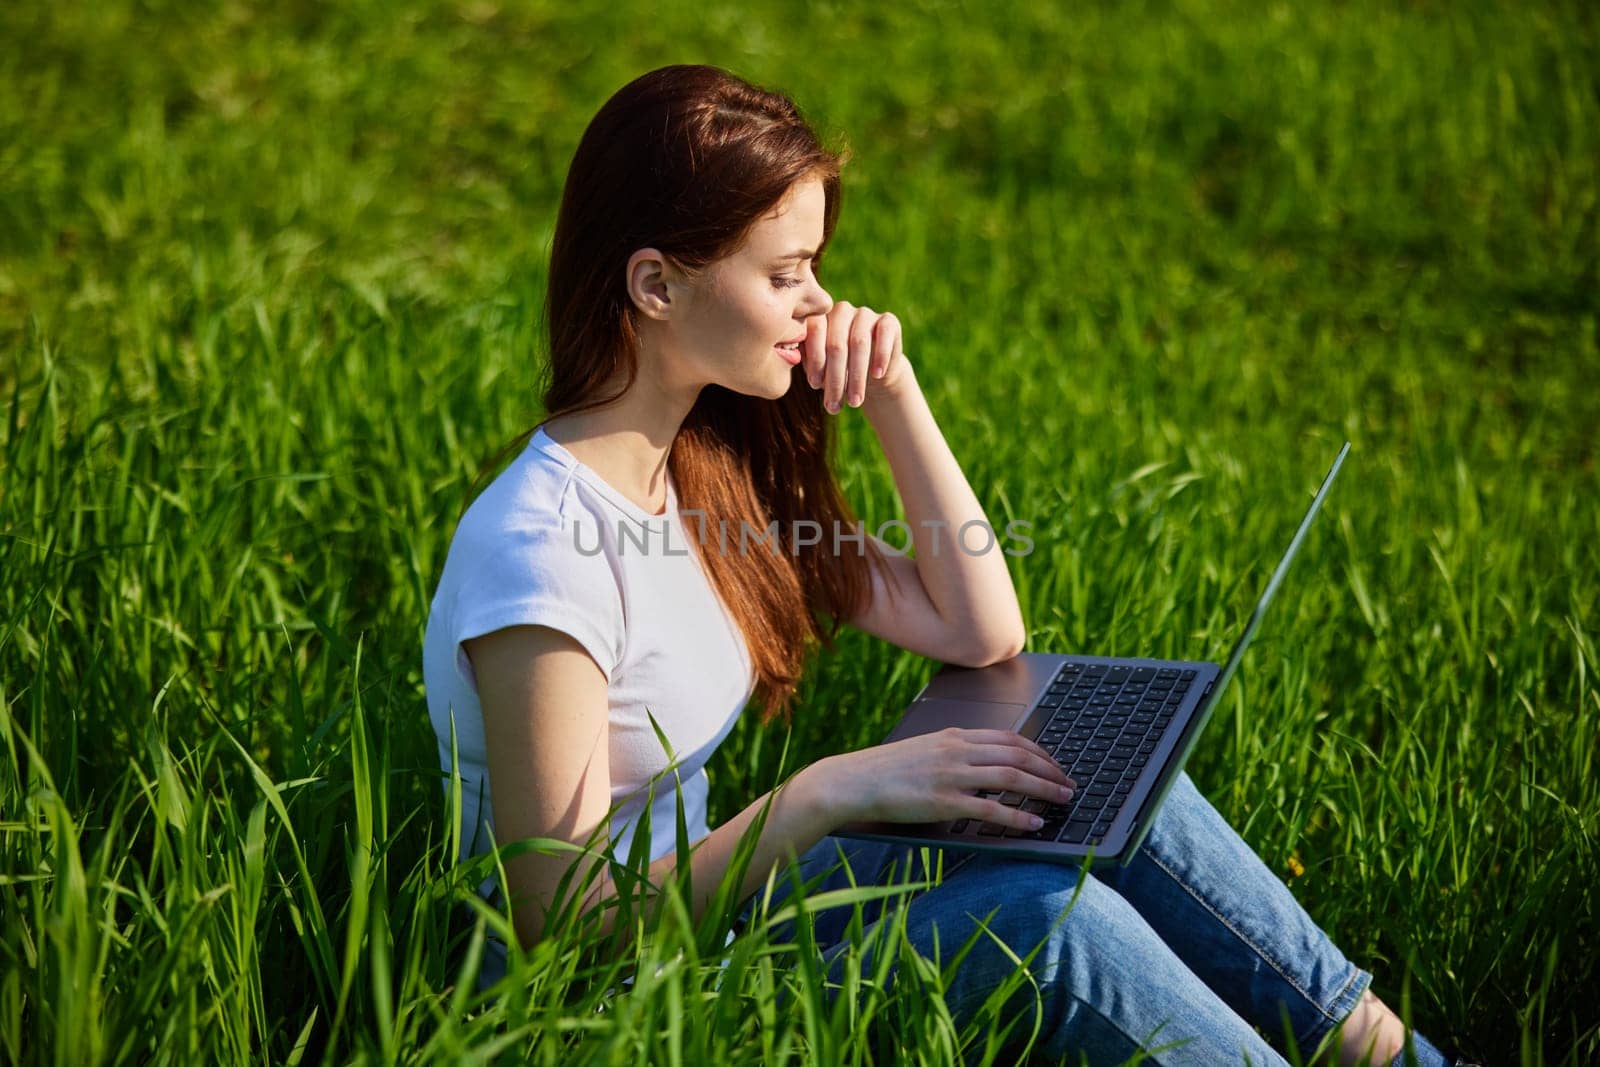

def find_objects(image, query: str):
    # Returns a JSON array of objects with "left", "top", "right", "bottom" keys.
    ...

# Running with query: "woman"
[{"left": 421, "top": 63, "right": 1458, "bottom": 1065}]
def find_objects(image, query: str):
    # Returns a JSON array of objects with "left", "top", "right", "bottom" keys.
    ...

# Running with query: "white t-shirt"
[{"left": 421, "top": 424, "right": 756, "bottom": 986}]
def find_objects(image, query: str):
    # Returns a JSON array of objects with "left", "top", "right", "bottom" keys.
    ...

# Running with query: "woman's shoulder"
[
  {"left": 454, "top": 436, "right": 594, "bottom": 544},
  {"left": 441, "top": 448, "right": 620, "bottom": 600}
]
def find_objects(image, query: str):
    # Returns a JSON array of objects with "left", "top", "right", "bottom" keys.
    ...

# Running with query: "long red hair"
[{"left": 466, "top": 63, "right": 901, "bottom": 727}]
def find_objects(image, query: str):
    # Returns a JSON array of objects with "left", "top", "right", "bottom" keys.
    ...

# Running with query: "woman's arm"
[
  {"left": 858, "top": 359, "right": 1027, "bottom": 663},
  {"left": 467, "top": 623, "right": 844, "bottom": 954}
]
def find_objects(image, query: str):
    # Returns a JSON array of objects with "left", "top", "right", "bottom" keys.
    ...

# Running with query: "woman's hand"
[
  {"left": 817, "top": 728, "right": 1078, "bottom": 833},
  {"left": 801, "top": 300, "right": 912, "bottom": 415}
]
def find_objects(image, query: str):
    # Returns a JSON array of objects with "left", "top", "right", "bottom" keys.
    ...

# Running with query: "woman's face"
[{"left": 660, "top": 176, "right": 835, "bottom": 399}]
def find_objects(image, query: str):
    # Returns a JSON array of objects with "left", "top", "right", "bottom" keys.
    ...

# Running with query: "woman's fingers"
[
  {"left": 958, "top": 729, "right": 1076, "bottom": 788},
  {"left": 802, "top": 315, "right": 827, "bottom": 390},
  {"left": 967, "top": 793, "right": 1049, "bottom": 830},
  {"left": 823, "top": 302, "right": 853, "bottom": 412},
  {"left": 805, "top": 302, "right": 884, "bottom": 413},
  {"left": 873, "top": 313, "right": 901, "bottom": 380},
  {"left": 845, "top": 309, "right": 873, "bottom": 407},
  {"left": 960, "top": 729, "right": 1075, "bottom": 780},
  {"left": 961, "top": 790, "right": 1048, "bottom": 829},
  {"left": 962, "top": 760, "right": 1077, "bottom": 804}
]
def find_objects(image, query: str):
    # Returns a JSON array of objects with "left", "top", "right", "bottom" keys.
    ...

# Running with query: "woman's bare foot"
[{"left": 1334, "top": 987, "right": 1409, "bottom": 1067}]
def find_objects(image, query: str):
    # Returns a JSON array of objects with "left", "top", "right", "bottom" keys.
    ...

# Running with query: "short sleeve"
[{"left": 450, "top": 516, "right": 625, "bottom": 686}]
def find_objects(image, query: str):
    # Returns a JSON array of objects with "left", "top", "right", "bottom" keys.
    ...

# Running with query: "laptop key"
[
  {"left": 977, "top": 822, "right": 1006, "bottom": 836},
  {"left": 1063, "top": 819, "right": 1095, "bottom": 843},
  {"left": 1103, "top": 759, "right": 1129, "bottom": 772},
  {"left": 950, "top": 819, "right": 970, "bottom": 834}
]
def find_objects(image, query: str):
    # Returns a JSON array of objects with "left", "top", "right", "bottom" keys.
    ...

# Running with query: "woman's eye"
[{"left": 771, "top": 276, "right": 801, "bottom": 289}]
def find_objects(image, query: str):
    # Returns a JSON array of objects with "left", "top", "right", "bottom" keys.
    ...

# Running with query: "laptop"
[{"left": 834, "top": 441, "right": 1351, "bottom": 867}]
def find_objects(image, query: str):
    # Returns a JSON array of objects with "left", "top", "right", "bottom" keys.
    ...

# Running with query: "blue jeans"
[{"left": 733, "top": 770, "right": 1450, "bottom": 1066}]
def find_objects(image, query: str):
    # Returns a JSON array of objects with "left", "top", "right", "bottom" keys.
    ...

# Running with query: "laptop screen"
[{"left": 1208, "top": 441, "right": 1351, "bottom": 708}]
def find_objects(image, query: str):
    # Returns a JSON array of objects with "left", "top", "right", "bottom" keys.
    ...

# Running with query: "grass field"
[{"left": 3, "top": 0, "right": 1597, "bottom": 1063}]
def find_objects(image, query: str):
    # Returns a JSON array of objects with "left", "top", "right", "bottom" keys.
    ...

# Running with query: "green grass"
[{"left": 2, "top": 0, "right": 1597, "bottom": 1062}]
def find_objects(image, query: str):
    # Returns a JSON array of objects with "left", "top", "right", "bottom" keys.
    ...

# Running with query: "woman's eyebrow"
[{"left": 771, "top": 248, "right": 816, "bottom": 263}]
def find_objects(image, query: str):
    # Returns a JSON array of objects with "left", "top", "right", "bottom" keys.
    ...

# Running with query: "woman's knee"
[
  {"left": 894, "top": 859, "right": 1208, "bottom": 1059},
  {"left": 815, "top": 852, "right": 1286, "bottom": 1064},
  {"left": 1139, "top": 769, "right": 1213, "bottom": 847}
]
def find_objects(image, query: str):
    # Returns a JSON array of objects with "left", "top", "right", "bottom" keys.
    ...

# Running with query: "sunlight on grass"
[{"left": 2, "top": 0, "right": 1596, "bottom": 1063}]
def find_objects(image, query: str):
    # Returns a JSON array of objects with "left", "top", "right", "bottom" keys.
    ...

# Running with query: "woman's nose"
[{"left": 809, "top": 279, "right": 833, "bottom": 314}]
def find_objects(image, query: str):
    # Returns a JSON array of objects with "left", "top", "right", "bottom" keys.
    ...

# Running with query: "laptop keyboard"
[{"left": 948, "top": 663, "right": 1194, "bottom": 846}]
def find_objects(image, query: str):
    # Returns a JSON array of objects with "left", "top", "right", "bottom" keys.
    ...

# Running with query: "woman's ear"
[{"left": 626, "top": 248, "right": 684, "bottom": 321}]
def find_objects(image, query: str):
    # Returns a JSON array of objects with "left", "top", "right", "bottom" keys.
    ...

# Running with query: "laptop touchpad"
[{"left": 881, "top": 698, "right": 1029, "bottom": 744}]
